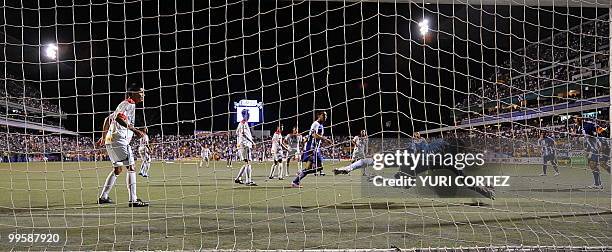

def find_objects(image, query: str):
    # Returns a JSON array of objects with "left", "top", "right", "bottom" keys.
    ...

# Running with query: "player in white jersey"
[
  {"left": 96, "top": 86, "right": 148, "bottom": 207},
  {"left": 199, "top": 143, "right": 211, "bottom": 168},
  {"left": 137, "top": 128, "right": 151, "bottom": 177},
  {"left": 269, "top": 125, "right": 289, "bottom": 179},
  {"left": 234, "top": 109, "right": 257, "bottom": 186},
  {"left": 284, "top": 126, "right": 303, "bottom": 174}
]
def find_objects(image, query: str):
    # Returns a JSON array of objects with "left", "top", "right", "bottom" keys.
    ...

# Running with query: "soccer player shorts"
[
  {"left": 542, "top": 154, "right": 555, "bottom": 163},
  {"left": 288, "top": 148, "right": 300, "bottom": 158},
  {"left": 352, "top": 151, "right": 365, "bottom": 161},
  {"left": 272, "top": 150, "right": 284, "bottom": 161},
  {"left": 238, "top": 146, "right": 252, "bottom": 162},
  {"left": 301, "top": 149, "right": 323, "bottom": 168},
  {"left": 106, "top": 142, "right": 135, "bottom": 167}
]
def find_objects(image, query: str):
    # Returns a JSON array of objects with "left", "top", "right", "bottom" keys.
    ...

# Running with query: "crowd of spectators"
[
  {"left": 1, "top": 118, "right": 607, "bottom": 163},
  {"left": 1, "top": 73, "right": 62, "bottom": 115},
  {"left": 0, "top": 128, "right": 407, "bottom": 163},
  {"left": 459, "top": 15, "right": 610, "bottom": 117}
]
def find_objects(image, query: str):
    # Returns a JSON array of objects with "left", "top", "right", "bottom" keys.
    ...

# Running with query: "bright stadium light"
[
  {"left": 44, "top": 43, "right": 58, "bottom": 60},
  {"left": 418, "top": 19, "right": 429, "bottom": 36}
]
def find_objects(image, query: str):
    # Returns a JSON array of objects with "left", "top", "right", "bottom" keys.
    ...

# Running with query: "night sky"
[{"left": 1, "top": 0, "right": 607, "bottom": 138}]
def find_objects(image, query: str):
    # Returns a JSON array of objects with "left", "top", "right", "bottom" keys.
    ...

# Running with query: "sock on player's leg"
[
  {"left": 349, "top": 158, "right": 374, "bottom": 172},
  {"left": 269, "top": 164, "right": 277, "bottom": 178},
  {"left": 542, "top": 164, "right": 547, "bottom": 175},
  {"left": 140, "top": 162, "right": 147, "bottom": 176},
  {"left": 146, "top": 161, "right": 151, "bottom": 175},
  {"left": 284, "top": 161, "right": 289, "bottom": 177},
  {"left": 285, "top": 159, "right": 291, "bottom": 177},
  {"left": 277, "top": 162, "right": 284, "bottom": 178},
  {"left": 236, "top": 165, "right": 246, "bottom": 180},
  {"left": 292, "top": 170, "right": 307, "bottom": 185},
  {"left": 126, "top": 171, "right": 137, "bottom": 202},
  {"left": 100, "top": 171, "right": 118, "bottom": 199},
  {"left": 140, "top": 159, "right": 150, "bottom": 176},
  {"left": 246, "top": 164, "right": 252, "bottom": 183}
]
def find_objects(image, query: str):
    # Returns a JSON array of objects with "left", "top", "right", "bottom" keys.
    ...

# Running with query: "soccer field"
[{"left": 0, "top": 160, "right": 610, "bottom": 250}]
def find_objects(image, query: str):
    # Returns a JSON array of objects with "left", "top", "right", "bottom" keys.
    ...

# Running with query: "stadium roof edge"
[
  {"left": 310, "top": 0, "right": 611, "bottom": 7},
  {"left": 418, "top": 96, "right": 610, "bottom": 135},
  {"left": 1, "top": 100, "right": 65, "bottom": 119},
  {"left": 1, "top": 117, "right": 79, "bottom": 136}
]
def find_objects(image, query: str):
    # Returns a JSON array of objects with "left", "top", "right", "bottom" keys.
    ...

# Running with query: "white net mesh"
[{"left": 0, "top": 0, "right": 610, "bottom": 250}]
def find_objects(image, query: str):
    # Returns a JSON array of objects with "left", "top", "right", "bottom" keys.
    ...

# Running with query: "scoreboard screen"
[{"left": 235, "top": 99, "right": 262, "bottom": 123}]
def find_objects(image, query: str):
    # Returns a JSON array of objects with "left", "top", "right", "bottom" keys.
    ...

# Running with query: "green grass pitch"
[{"left": 0, "top": 160, "right": 610, "bottom": 250}]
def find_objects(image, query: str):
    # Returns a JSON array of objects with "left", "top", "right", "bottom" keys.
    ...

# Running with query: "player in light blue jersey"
[{"left": 333, "top": 129, "right": 370, "bottom": 175}]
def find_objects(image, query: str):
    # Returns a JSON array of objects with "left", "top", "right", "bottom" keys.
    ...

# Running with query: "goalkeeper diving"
[{"left": 333, "top": 130, "right": 372, "bottom": 175}]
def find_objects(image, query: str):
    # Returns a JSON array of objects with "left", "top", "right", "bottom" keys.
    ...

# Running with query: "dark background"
[{"left": 1, "top": 0, "right": 607, "bottom": 138}]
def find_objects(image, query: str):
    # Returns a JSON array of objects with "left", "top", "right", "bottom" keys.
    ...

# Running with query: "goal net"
[{"left": 1, "top": 0, "right": 610, "bottom": 250}]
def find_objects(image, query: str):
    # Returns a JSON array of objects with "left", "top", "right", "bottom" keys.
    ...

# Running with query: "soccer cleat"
[
  {"left": 554, "top": 172, "right": 560, "bottom": 176},
  {"left": 291, "top": 183, "right": 302, "bottom": 188},
  {"left": 98, "top": 197, "right": 113, "bottom": 204},
  {"left": 268, "top": 176, "right": 274, "bottom": 179},
  {"left": 539, "top": 173, "right": 546, "bottom": 176},
  {"left": 234, "top": 178, "right": 244, "bottom": 184},
  {"left": 128, "top": 199, "right": 149, "bottom": 207},
  {"left": 245, "top": 182, "right": 258, "bottom": 186},
  {"left": 278, "top": 177, "right": 284, "bottom": 180},
  {"left": 319, "top": 172, "right": 326, "bottom": 176}
]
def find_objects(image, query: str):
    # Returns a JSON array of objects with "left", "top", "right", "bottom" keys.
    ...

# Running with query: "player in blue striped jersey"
[
  {"left": 538, "top": 131, "right": 559, "bottom": 176},
  {"left": 225, "top": 146, "right": 234, "bottom": 168},
  {"left": 574, "top": 116, "right": 606, "bottom": 190},
  {"left": 291, "top": 111, "right": 333, "bottom": 188},
  {"left": 597, "top": 131, "right": 610, "bottom": 174}
]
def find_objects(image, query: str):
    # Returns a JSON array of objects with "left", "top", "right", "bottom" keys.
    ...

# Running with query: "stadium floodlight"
[
  {"left": 418, "top": 19, "right": 429, "bottom": 36},
  {"left": 44, "top": 43, "right": 58, "bottom": 60}
]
